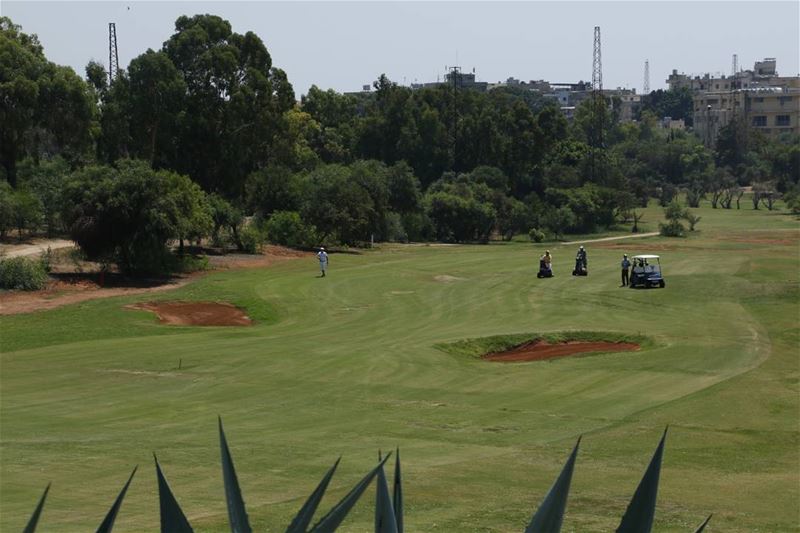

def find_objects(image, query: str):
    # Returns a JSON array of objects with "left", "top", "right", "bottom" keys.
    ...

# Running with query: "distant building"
[
  {"left": 660, "top": 117, "right": 685, "bottom": 130},
  {"left": 693, "top": 88, "right": 800, "bottom": 144},
  {"left": 667, "top": 57, "right": 800, "bottom": 144}
]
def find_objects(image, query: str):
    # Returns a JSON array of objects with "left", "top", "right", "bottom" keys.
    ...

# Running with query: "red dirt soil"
[
  {"left": 484, "top": 340, "right": 640, "bottom": 362},
  {"left": 0, "top": 245, "right": 311, "bottom": 315},
  {"left": 126, "top": 301, "right": 252, "bottom": 326}
]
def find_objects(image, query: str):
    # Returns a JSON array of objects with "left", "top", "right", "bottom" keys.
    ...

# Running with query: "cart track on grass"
[
  {"left": 0, "top": 238, "right": 75, "bottom": 258},
  {"left": 561, "top": 232, "right": 659, "bottom": 244}
]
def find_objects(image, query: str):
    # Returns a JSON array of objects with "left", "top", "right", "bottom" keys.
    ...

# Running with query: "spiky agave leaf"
[
  {"left": 96, "top": 467, "right": 137, "bottom": 533},
  {"left": 615, "top": 428, "right": 668, "bottom": 533},
  {"left": 154, "top": 454, "right": 194, "bottom": 533},
  {"left": 219, "top": 417, "right": 252, "bottom": 533},
  {"left": 22, "top": 483, "right": 50, "bottom": 533},
  {"left": 393, "top": 448, "right": 403, "bottom": 533},
  {"left": 285, "top": 458, "right": 341, "bottom": 533},
  {"left": 310, "top": 453, "right": 392, "bottom": 532},
  {"left": 525, "top": 436, "right": 581, "bottom": 533},
  {"left": 375, "top": 458, "right": 398, "bottom": 533},
  {"left": 693, "top": 514, "right": 712, "bottom": 533}
]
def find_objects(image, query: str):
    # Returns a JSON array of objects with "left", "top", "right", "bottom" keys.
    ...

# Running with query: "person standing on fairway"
[
  {"left": 317, "top": 247, "right": 329, "bottom": 277},
  {"left": 621, "top": 254, "right": 631, "bottom": 286}
]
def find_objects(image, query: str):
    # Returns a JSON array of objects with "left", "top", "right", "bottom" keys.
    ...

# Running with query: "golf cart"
[{"left": 629, "top": 254, "right": 665, "bottom": 288}]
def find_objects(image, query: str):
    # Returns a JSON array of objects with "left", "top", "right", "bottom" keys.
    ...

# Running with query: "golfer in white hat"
[{"left": 317, "top": 247, "right": 329, "bottom": 277}]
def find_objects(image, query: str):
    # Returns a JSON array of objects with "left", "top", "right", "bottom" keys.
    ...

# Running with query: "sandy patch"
[
  {"left": 434, "top": 275, "right": 466, "bottom": 282},
  {"left": 126, "top": 301, "right": 252, "bottom": 326},
  {"left": 484, "top": 340, "right": 640, "bottom": 362}
]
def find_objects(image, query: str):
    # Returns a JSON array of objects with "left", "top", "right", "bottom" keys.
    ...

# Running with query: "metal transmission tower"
[
  {"left": 446, "top": 65, "right": 461, "bottom": 171},
  {"left": 108, "top": 22, "right": 119, "bottom": 85},
  {"left": 590, "top": 26, "right": 604, "bottom": 182},
  {"left": 592, "top": 26, "right": 602, "bottom": 92},
  {"left": 643, "top": 59, "right": 650, "bottom": 94}
]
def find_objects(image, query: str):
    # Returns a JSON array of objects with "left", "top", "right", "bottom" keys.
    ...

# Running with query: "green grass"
[{"left": 1, "top": 200, "right": 798, "bottom": 531}]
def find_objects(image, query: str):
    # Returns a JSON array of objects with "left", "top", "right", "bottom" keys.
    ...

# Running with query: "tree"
[
  {"left": 61, "top": 160, "right": 206, "bottom": 275},
  {"left": 640, "top": 87, "right": 693, "bottom": 125},
  {"left": 165, "top": 171, "right": 212, "bottom": 253},
  {"left": 299, "top": 164, "right": 378, "bottom": 244},
  {"left": 1, "top": 17, "right": 95, "bottom": 186},
  {"left": 425, "top": 191, "right": 495, "bottom": 243},
  {"left": 541, "top": 206, "right": 577, "bottom": 240},
  {"left": 208, "top": 193, "right": 245, "bottom": 250},
  {"left": 127, "top": 50, "right": 186, "bottom": 166},
  {"left": 17, "top": 157, "right": 69, "bottom": 236},
  {"left": 0, "top": 181, "right": 13, "bottom": 237},
  {"left": 162, "top": 14, "right": 295, "bottom": 196},
  {"left": 244, "top": 165, "right": 300, "bottom": 218},
  {"left": 386, "top": 161, "right": 422, "bottom": 214}
]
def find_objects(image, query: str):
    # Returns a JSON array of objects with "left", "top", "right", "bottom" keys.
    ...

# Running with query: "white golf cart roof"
[{"left": 632, "top": 254, "right": 660, "bottom": 260}]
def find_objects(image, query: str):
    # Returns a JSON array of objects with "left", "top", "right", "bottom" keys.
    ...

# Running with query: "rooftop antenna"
[
  {"left": 731, "top": 53, "right": 738, "bottom": 77},
  {"left": 108, "top": 22, "right": 119, "bottom": 85},
  {"left": 643, "top": 59, "right": 650, "bottom": 94}
]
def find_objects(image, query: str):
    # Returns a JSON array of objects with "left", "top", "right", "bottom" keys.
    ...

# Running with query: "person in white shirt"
[{"left": 317, "top": 247, "right": 329, "bottom": 277}]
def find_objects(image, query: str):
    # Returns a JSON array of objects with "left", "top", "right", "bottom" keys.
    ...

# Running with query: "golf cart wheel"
[{"left": 659, "top": 280, "right": 665, "bottom": 288}]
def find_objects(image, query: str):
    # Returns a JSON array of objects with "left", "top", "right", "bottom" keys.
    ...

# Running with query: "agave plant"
[{"left": 20, "top": 422, "right": 710, "bottom": 532}]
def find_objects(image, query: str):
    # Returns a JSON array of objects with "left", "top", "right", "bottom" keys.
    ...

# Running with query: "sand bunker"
[
  {"left": 127, "top": 301, "right": 252, "bottom": 326},
  {"left": 484, "top": 340, "right": 639, "bottom": 362}
]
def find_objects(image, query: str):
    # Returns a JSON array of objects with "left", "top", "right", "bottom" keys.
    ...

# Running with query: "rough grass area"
[{"left": 436, "top": 331, "right": 652, "bottom": 360}]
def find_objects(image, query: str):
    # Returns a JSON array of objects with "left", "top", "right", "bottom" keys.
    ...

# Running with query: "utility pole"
[
  {"left": 108, "top": 22, "right": 119, "bottom": 85},
  {"left": 446, "top": 65, "right": 461, "bottom": 171},
  {"left": 643, "top": 59, "right": 650, "bottom": 95}
]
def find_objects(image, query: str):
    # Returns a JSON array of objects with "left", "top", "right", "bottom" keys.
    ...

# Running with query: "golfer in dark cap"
[{"left": 621, "top": 254, "right": 631, "bottom": 286}]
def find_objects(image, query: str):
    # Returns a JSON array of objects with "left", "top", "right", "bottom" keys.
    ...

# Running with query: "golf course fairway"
[{"left": 1, "top": 202, "right": 798, "bottom": 531}]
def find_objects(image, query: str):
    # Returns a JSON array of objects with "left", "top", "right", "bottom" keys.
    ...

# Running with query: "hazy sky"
[{"left": 4, "top": 1, "right": 799, "bottom": 97}]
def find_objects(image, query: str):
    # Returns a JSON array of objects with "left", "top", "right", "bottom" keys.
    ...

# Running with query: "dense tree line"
[{"left": 2, "top": 15, "right": 798, "bottom": 274}]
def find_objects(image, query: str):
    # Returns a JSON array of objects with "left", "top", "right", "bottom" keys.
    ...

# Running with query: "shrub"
[
  {"left": 169, "top": 253, "right": 210, "bottom": 273},
  {"left": 239, "top": 224, "right": 266, "bottom": 254},
  {"left": 660, "top": 200, "right": 687, "bottom": 237},
  {"left": 0, "top": 256, "right": 49, "bottom": 290},
  {"left": 384, "top": 212, "right": 408, "bottom": 243},
  {"left": 264, "top": 211, "right": 317, "bottom": 248},
  {"left": 528, "top": 228, "right": 545, "bottom": 243},
  {"left": 684, "top": 212, "right": 702, "bottom": 231},
  {"left": 659, "top": 220, "right": 685, "bottom": 237}
]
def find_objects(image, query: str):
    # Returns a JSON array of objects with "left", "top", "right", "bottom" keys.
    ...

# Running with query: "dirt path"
[
  {"left": 561, "top": 232, "right": 659, "bottom": 245},
  {"left": 0, "top": 245, "right": 310, "bottom": 315},
  {"left": 0, "top": 238, "right": 75, "bottom": 258}
]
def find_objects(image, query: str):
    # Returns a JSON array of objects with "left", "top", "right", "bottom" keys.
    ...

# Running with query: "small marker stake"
[{"left": 178, "top": 358, "right": 182, "bottom": 370}]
